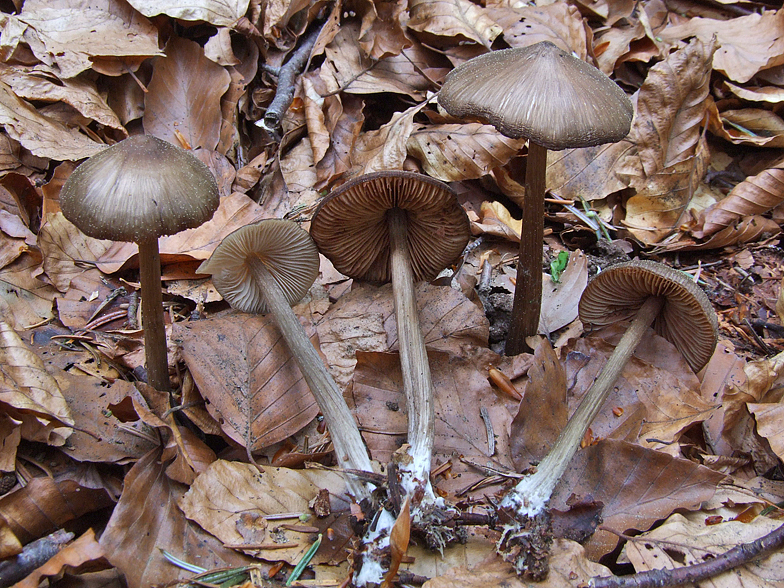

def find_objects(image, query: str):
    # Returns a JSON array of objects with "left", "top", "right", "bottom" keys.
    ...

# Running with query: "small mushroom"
[
  {"left": 60, "top": 135, "right": 219, "bottom": 391},
  {"left": 310, "top": 171, "right": 470, "bottom": 510},
  {"left": 498, "top": 260, "right": 718, "bottom": 577},
  {"left": 438, "top": 42, "right": 633, "bottom": 355},
  {"left": 197, "top": 219, "right": 373, "bottom": 499}
]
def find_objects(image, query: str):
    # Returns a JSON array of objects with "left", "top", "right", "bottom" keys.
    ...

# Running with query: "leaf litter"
[{"left": 1, "top": 0, "right": 784, "bottom": 586}]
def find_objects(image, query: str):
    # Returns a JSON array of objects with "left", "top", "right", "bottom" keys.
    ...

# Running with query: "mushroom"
[
  {"left": 438, "top": 41, "right": 633, "bottom": 355},
  {"left": 60, "top": 135, "right": 219, "bottom": 392},
  {"left": 498, "top": 259, "right": 718, "bottom": 577},
  {"left": 309, "top": 171, "right": 470, "bottom": 513},
  {"left": 197, "top": 219, "right": 373, "bottom": 499}
]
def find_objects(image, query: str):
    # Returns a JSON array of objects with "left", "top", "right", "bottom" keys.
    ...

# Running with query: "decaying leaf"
[
  {"left": 407, "top": 0, "right": 502, "bottom": 49},
  {"left": 126, "top": 0, "right": 250, "bottom": 27}
]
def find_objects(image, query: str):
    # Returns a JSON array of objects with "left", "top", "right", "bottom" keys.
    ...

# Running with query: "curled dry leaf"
[
  {"left": 546, "top": 139, "right": 633, "bottom": 202},
  {"left": 622, "top": 513, "right": 784, "bottom": 582},
  {"left": 179, "top": 460, "right": 350, "bottom": 564},
  {"left": 658, "top": 9, "right": 784, "bottom": 84},
  {"left": 126, "top": 0, "right": 250, "bottom": 27},
  {"left": 407, "top": 0, "right": 502, "bottom": 49},
  {"left": 0, "top": 321, "right": 74, "bottom": 442},
  {"left": 0, "top": 253, "right": 57, "bottom": 327},
  {"left": 0, "top": 81, "right": 106, "bottom": 161},
  {"left": 552, "top": 439, "right": 726, "bottom": 559},
  {"left": 175, "top": 313, "right": 319, "bottom": 452},
  {"left": 697, "top": 164, "right": 784, "bottom": 237},
  {"left": 748, "top": 401, "right": 784, "bottom": 462},
  {"left": 100, "top": 450, "right": 256, "bottom": 588},
  {"left": 539, "top": 249, "right": 588, "bottom": 335},
  {"left": 9, "top": 0, "right": 162, "bottom": 78},
  {"left": 143, "top": 37, "right": 231, "bottom": 150},
  {"left": 407, "top": 123, "right": 524, "bottom": 182},
  {"left": 13, "top": 529, "right": 106, "bottom": 588},
  {"left": 709, "top": 108, "right": 784, "bottom": 148}
]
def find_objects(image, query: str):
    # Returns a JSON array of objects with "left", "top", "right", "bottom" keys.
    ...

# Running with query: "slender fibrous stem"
[
  {"left": 387, "top": 207, "right": 435, "bottom": 499},
  {"left": 502, "top": 296, "right": 665, "bottom": 515},
  {"left": 246, "top": 256, "right": 373, "bottom": 500},
  {"left": 138, "top": 238, "right": 170, "bottom": 392}
]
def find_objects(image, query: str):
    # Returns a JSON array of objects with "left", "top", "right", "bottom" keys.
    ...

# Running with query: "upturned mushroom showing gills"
[
  {"left": 197, "top": 219, "right": 373, "bottom": 500},
  {"left": 438, "top": 41, "right": 633, "bottom": 356},
  {"left": 60, "top": 135, "right": 219, "bottom": 392},
  {"left": 498, "top": 260, "right": 718, "bottom": 579},
  {"left": 310, "top": 171, "right": 470, "bottom": 525}
]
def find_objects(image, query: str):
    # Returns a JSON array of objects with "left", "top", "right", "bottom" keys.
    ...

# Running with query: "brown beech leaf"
[
  {"left": 126, "top": 0, "right": 250, "bottom": 27},
  {"left": 0, "top": 81, "right": 105, "bottom": 161},
  {"left": 0, "top": 321, "right": 73, "bottom": 439},
  {"left": 748, "top": 402, "right": 784, "bottom": 462},
  {"left": 348, "top": 349, "right": 515, "bottom": 496},
  {"left": 55, "top": 369, "right": 158, "bottom": 464},
  {"left": 658, "top": 9, "right": 784, "bottom": 84},
  {"left": 9, "top": 0, "right": 162, "bottom": 78},
  {"left": 725, "top": 81, "right": 784, "bottom": 104},
  {"left": 510, "top": 339, "right": 567, "bottom": 472},
  {"left": 594, "top": 19, "right": 646, "bottom": 75},
  {"left": 407, "top": 123, "right": 524, "bottom": 182},
  {"left": 697, "top": 164, "right": 784, "bottom": 238},
  {"left": 485, "top": 0, "right": 588, "bottom": 57},
  {"left": 546, "top": 140, "right": 634, "bottom": 202},
  {"left": 321, "top": 23, "right": 437, "bottom": 100},
  {"left": 619, "top": 36, "right": 716, "bottom": 183},
  {"left": 179, "top": 460, "right": 351, "bottom": 564},
  {"left": 0, "top": 64, "right": 124, "bottom": 132},
  {"left": 357, "top": 0, "right": 410, "bottom": 60},
  {"left": 623, "top": 513, "right": 784, "bottom": 582},
  {"left": 420, "top": 540, "right": 611, "bottom": 588},
  {"left": 539, "top": 249, "right": 588, "bottom": 335},
  {"left": 315, "top": 93, "right": 365, "bottom": 189},
  {"left": 0, "top": 476, "right": 114, "bottom": 545},
  {"left": 143, "top": 36, "right": 231, "bottom": 150},
  {"left": 352, "top": 102, "right": 424, "bottom": 175},
  {"left": 14, "top": 529, "right": 106, "bottom": 588},
  {"left": 100, "top": 450, "right": 256, "bottom": 588},
  {"left": 407, "top": 0, "right": 501, "bottom": 49},
  {"left": 175, "top": 312, "right": 319, "bottom": 452},
  {"left": 552, "top": 439, "right": 726, "bottom": 559},
  {"left": 37, "top": 212, "right": 113, "bottom": 292},
  {"left": 0, "top": 252, "right": 57, "bottom": 327},
  {"left": 302, "top": 77, "right": 331, "bottom": 165},
  {"left": 709, "top": 108, "right": 784, "bottom": 148}
]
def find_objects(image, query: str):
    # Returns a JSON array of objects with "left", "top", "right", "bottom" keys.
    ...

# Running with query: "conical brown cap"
[
  {"left": 198, "top": 219, "right": 319, "bottom": 314},
  {"left": 578, "top": 260, "right": 718, "bottom": 373},
  {"left": 438, "top": 42, "right": 633, "bottom": 150},
  {"left": 310, "top": 171, "right": 470, "bottom": 283},
  {"left": 60, "top": 135, "right": 219, "bottom": 243}
]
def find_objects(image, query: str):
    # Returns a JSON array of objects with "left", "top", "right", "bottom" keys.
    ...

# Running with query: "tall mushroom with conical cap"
[
  {"left": 438, "top": 41, "right": 634, "bottom": 355},
  {"left": 60, "top": 135, "right": 220, "bottom": 391},
  {"left": 310, "top": 171, "right": 470, "bottom": 522},
  {"left": 498, "top": 260, "right": 718, "bottom": 578},
  {"left": 197, "top": 219, "right": 373, "bottom": 500}
]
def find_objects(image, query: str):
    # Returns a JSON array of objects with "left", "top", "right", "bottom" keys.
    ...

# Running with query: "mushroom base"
[{"left": 497, "top": 507, "right": 554, "bottom": 581}]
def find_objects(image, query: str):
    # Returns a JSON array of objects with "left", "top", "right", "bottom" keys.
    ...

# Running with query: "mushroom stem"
[
  {"left": 387, "top": 207, "right": 435, "bottom": 497},
  {"left": 506, "top": 141, "right": 547, "bottom": 356},
  {"left": 138, "top": 238, "right": 170, "bottom": 392},
  {"left": 502, "top": 295, "right": 664, "bottom": 516},
  {"left": 246, "top": 255, "right": 373, "bottom": 499}
]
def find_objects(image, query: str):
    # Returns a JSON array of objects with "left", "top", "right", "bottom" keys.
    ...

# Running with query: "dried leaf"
[
  {"left": 539, "top": 249, "right": 588, "bottom": 335},
  {"left": 0, "top": 252, "right": 56, "bottom": 327},
  {"left": 658, "top": 9, "right": 784, "bottom": 83},
  {"left": 698, "top": 165, "right": 784, "bottom": 237},
  {"left": 352, "top": 102, "right": 424, "bottom": 175},
  {"left": 126, "top": 0, "right": 250, "bottom": 27},
  {"left": 143, "top": 37, "right": 231, "bottom": 150},
  {"left": 179, "top": 460, "right": 350, "bottom": 564},
  {"left": 546, "top": 140, "right": 633, "bottom": 202},
  {"left": 0, "top": 81, "right": 105, "bottom": 161},
  {"left": 12, "top": 0, "right": 162, "bottom": 78},
  {"left": 407, "top": 123, "right": 524, "bottom": 182},
  {"left": 553, "top": 439, "right": 726, "bottom": 559},
  {"left": 407, "top": 0, "right": 502, "bottom": 49},
  {"left": 100, "top": 450, "right": 255, "bottom": 588},
  {"left": 749, "top": 401, "right": 784, "bottom": 462},
  {"left": 710, "top": 108, "right": 784, "bottom": 148},
  {"left": 623, "top": 513, "right": 784, "bottom": 585},
  {"left": 175, "top": 312, "right": 319, "bottom": 452},
  {"left": 14, "top": 529, "right": 106, "bottom": 588}
]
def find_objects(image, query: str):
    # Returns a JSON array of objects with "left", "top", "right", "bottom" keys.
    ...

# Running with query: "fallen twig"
[
  {"left": 589, "top": 521, "right": 784, "bottom": 588},
  {"left": 0, "top": 529, "right": 74, "bottom": 587}
]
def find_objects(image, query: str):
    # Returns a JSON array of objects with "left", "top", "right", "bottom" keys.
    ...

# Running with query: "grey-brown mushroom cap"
[
  {"left": 578, "top": 259, "right": 718, "bottom": 373},
  {"left": 438, "top": 42, "right": 633, "bottom": 150},
  {"left": 60, "top": 135, "right": 220, "bottom": 243},
  {"left": 309, "top": 171, "right": 471, "bottom": 283},
  {"left": 197, "top": 219, "right": 319, "bottom": 315}
]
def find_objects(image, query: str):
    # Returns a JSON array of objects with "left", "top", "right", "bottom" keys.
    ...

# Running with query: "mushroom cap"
[
  {"left": 309, "top": 171, "right": 471, "bottom": 283},
  {"left": 60, "top": 135, "right": 220, "bottom": 243},
  {"left": 438, "top": 42, "right": 633, "bottom": 150},
  {"left": 197, "top": 219, "right": 319, "bottom": 314},
  {"left": 578, "top": 259, "right": 718, "bottom": 373}
]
